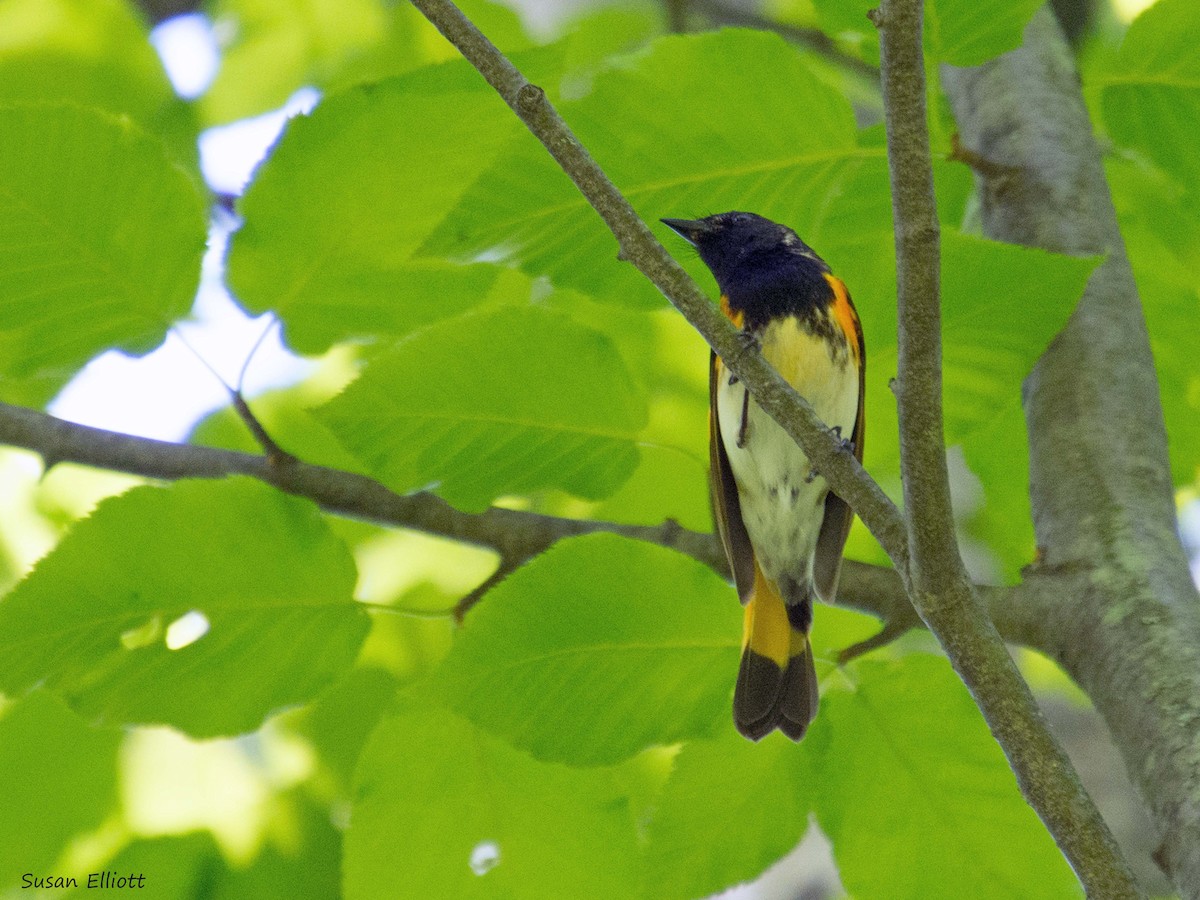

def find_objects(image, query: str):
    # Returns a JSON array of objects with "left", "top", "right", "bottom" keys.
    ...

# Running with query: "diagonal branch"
[
  {"left": 403, "top": 0, "right": 1137, "bottom": 892},
  {"left": 874, "top": 1, "right": 1138, "bottom": 893},
  {"left": 407, "top": 0, "right": 911, "bottom": 585},
  {"left": 943, "top": 9, "right": 1200, "bottom": 895}
]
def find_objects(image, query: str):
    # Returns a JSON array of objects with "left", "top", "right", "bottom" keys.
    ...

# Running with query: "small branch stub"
[{"left": 516, "top": 82, "right": 545, "bottom": 113}]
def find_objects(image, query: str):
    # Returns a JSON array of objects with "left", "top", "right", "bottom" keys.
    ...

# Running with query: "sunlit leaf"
[
  {"left": 0, "top": 478, "right": 367, "bottom": 736},
  {"left": 0, "top": 106, "right": 205, "bottom": 385},
  {"left": 227, "top": 60, "right": 526, "bottom": 354},
  {"left": 422, "top": 29, "right": 873, "bottom": 308},
  {"left": 345, "top": 700, "right": 638, "bottom": 900},
  {"left": 642, "top": 724, "right": 814, "bottom": 899},
  {"left": 204, "top": 0, "right": 531, "bottom": 124},
  {"left": 316, "top": 306, "right": 648, "bottom": 510},
  {"left": 438, "top": 533, "right": 738, "bottom": 764},
  {"left": 816, "top": 655, "right": 1080, "bottom": 898},
  {"left": 812, "top": 0, "right": 1042, "bottom": 66},
  {"left": 0, "top": 0, "right": 195, "bottom": 163},
  {"left": 1097, "top": 0, "right": 1200, "bottom": 191},
  {"left": 0, "top": 692, "right": 120, "bottom": 888}
]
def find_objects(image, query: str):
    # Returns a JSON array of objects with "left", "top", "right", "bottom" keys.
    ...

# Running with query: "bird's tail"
[{"left": 733, "top": 566, "right": 819, "bottom": 741}]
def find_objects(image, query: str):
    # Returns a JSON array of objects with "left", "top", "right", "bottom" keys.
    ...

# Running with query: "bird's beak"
[{"left": 661, "top": 217, "right": 713, "bottom": 246}]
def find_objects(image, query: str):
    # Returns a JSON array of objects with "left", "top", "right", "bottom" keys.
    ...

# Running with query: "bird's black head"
[{"left": 662, "top": 211, "right": 831, "bottom": 326}]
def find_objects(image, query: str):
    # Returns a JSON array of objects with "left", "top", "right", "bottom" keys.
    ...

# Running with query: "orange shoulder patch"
[
  {"left": 823, "top": 273, "right": 861, "bottom": 363},
  {"left": 719, "top": 294, "right": 745, "bottom": 329}
]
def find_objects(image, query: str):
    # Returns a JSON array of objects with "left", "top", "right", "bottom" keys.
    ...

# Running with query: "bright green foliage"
[
  {"left": 204, "top": 0, "right": 531, "bottom": 124},
  {"left": 1098, "top": 0, "right": 1200, "bottom": 192},
  {"left": 317, "top": 307, "right": 648, "bottom": 510},
  {"left": 1096, "top": 26, "right": 1200, "bottom": 485},
  {"left": 344, "top": 699, "right": 640, "bottom": 900},
  {"left": 438, "top": 533, "right": 738, "bottom": 764},
  {"left": 226, "top": 64, "right": 522, "bottom": 353},
  {"left": 816, "top": 656, "right": 1080, "bottom": 898},
  {"left": 0, "top": 105, "right": 205, "bottom": 387},
  {"left": 0, "top": 691, "right": 120, "bottom": 888},
  {"left": 642, "top": 725, "right": 814, "bottom": 899},
  {"left": 0, "top": 0, "right": 196, "bottom": 163},
  {"left": 2, "top": 3, "right": 1196, "bottom": 898},
  {"left": 0, "top": 478, "right": 366, "bottom": 736},
  {"left": 423, "top": 29, "right": 870, "bottom": 306},
  {"left": 869, "top": 232, "right": 1098, "bottom": 575},
  {"left": 812, "top": 0, "right": 1043, "bottom": 66}
]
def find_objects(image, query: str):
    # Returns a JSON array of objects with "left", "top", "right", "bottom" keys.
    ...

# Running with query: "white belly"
[{"left": 716, "top": 316, "right": 859, "bottom": 600}]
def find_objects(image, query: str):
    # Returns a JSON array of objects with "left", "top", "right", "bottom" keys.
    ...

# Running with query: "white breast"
[{"left": 716, "top": 314, "right": 859, "bottom": 602}]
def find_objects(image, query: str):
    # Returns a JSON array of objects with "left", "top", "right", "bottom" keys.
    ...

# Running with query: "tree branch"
[
  {"left": 0, "top": 401, "right": 724, "bottom": 575},
  {"left": 408, "top": 0, "right": 1135, "bottom": 888},
  {"left": 0, "top": 402, "right": 1128, "bottom": 663},
  {"left": 690, "top": 0, "right": 879, "bottom": 82},
  {"left": 406, "top": 0, "right": 911, "bottom": 584},
  {"left": 873, "top": 2, "right": 1139, "bottom": 894},
  {"left": 943, "top": 9, "right": 1200, "bottom": 896}
]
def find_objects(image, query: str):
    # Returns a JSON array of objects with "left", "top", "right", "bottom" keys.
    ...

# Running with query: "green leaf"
[
  {"left": 284, "top": 666, "right": 399, "bottom": 793},
  {"left": 0, "top": 0, "right": 196, "bottom": 164},
  {"left": 817, "top": 655, "right": 1079, "bottom": 898},
  {"left": 437, "top": 533, "right": 738, "bottom": 765},
  {"left": 540, "top": 290, "right": 712, "bottom": 531},
  {"left": 0, "top": 478, "right": 367, "bottom": 737},
  {"left": 642, "top": 724, "right": 813, "bottom": 899},
  {"left": 0, "top": 691, "right": 120, "bottom": 888},
  {"left": 422, "top": 29, "right": 873, "bottom": 306},
  {"left": 205, "top": 0, "right": 390, "bottom": 123},
  {"left": 812, "top": 0, "right": 1042, "bottom": 66},
  {"left": 316, "top": 306, "right": 648, "bottom": 510},
  {"left": 227, "top": 63, "right": 525, "bottom": 354},
  {"left": 211, "top": 790, "right": 343, "bottom": 899},
  {"left": 1106, "top": 156, "right": 1200, "bottom": 486},
  {"left": 0, "top": 105, "right": 206, "bottom": 382},
  {"left": 64, "top": 834, "right": 224, "bottom": 899},
  {"left": 1098, "top": 0, "right": 1200, "bottom": 191},
  {"left": 961, "top": 398, "right": 1037, "bottom": 579},
  {"left": 204, "top": 0, "right": 531, "bottom": 124},
  {"left": 344, "top": 700, "right": 638, "bottom": 900},
  {"left": 926, "top": 0, "right": 1043, "bottom": 66},
  {"left": 869, "top": 231, "right": 1097, "bottom": 476}
]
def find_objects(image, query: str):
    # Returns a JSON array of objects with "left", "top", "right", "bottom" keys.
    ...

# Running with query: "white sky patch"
[
  {"left": 150, "top": 13, "right": 220, "bottom": 99},
  {"left": 1179, "top": 499, "right": 1200, "bottom": 589},
  {"left": 48, "top": 217, "right": 313, "bottom": 442},
  {"left": 200, "top": 88, "right": 321, "bottom": 196},
  {"left": 51, "top": 16, "right": 320, "bottom": 444}
]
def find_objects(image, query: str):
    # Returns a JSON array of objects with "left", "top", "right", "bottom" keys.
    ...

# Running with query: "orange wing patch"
[
  {"left": 823, "top": 274, "right": 861, "bottom": 364},
  {"left": 719, "top": 294, "right": 745, "bottom": 328}
]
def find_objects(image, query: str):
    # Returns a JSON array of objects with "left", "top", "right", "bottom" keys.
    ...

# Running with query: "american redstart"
[{"left": 663, "top": 212, "right": 864, "bottom": 741}]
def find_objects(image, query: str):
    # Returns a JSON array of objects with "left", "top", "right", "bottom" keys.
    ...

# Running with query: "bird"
[{"left": 662, "top": 211, "right": 864, "bottom": 741}]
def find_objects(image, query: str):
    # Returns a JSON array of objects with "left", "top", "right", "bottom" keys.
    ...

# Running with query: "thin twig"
[
  {"left": 454, "top": 562, "right": 517, "bottom": 621},
  {"left": 228, "top": 390, "right": 297, "bottom": 467},
  {"left": 874, "top": 1, "right": 1140, "bottom": 894},
  {"left": 691, "top": 0, "right": 878, "bottom": 82}
]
